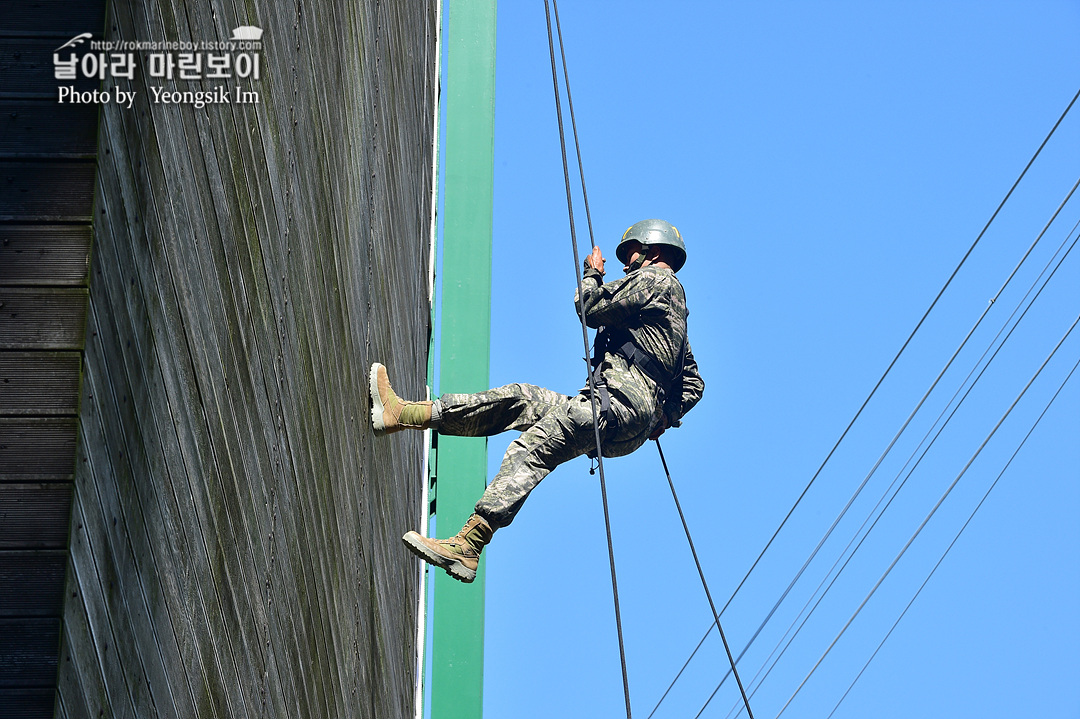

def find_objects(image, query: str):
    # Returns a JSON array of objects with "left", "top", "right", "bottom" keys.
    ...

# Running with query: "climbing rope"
[
  {"left": 542, "top": 1, "right": 632, "bottom": 716},
  {"left": 543, "top": 3, "right": 756, "bottom": 717},
  {"left": 656, "top": 441, "right": 756, "bottom": 718},
  {"left": 550, "top": 0, "right": 597, "bottom": 249}
]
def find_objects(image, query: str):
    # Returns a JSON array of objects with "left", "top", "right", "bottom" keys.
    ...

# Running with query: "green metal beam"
[{"left": 432, "top": 0, "right": 496, "bottom": 717}]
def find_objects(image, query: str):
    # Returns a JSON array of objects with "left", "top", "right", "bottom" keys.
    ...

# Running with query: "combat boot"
[
  {"left": 401, "top": 514, "right": 493, "bottom": 583},
  {"left": 369, "top": 362, "right": 433, "bottom": 434}
]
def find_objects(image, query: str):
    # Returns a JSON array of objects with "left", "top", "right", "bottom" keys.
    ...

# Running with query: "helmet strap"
[{"left": 627, "top": 249, "right": 650, "bottom": 272}]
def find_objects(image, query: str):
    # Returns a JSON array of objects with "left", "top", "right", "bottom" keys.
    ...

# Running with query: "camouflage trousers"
[{"left": 436, "top": 382, "right": 653, "bottom": 528}]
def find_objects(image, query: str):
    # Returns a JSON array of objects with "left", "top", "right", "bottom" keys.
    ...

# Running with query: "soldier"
[{"left": 370, "top": 219, "right": 704, "bottom": 583}]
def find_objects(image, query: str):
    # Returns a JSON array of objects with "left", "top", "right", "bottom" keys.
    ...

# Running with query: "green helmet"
[{"left": 616, "top": 218, "right": 687, "bottom": 272}]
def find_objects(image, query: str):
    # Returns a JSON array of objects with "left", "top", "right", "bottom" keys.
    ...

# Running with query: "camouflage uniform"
[{"left": 436, "top": 264, "right": 704, "bottom": 528}]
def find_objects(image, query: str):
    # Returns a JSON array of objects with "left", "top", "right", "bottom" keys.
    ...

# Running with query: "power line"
[
  {"left": 693, "top": 174, "right": 1080, "bottom": 717},
  {"left": 776, "top": 313, "right": 1080, "bottom": 717},
  {"left": 824, "top": 353, "right": 1080, "bottom": 718},
  {"left": 646, "top": 84, "right": 1080, "bottom": 719},
  {"left": 716, "top": 222, "right": 1080, "bottom": 719}
]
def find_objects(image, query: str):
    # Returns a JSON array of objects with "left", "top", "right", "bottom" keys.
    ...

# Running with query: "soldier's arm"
[
  {"left": 575, "top": 271, "right": 655, "bottom": 330},
  {"left": 665, "top": 344, "right": 704, "bottom": 426},
  {"left": 679, "top": 344, "right": 704, "bottom": 415}
]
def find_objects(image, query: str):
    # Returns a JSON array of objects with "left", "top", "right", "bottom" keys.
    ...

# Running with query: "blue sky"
[{"left": 436, "top": 3, "right": 1078, "bottom": 717}]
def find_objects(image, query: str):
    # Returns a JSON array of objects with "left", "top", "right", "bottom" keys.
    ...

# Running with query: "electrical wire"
[
  {"left": 775, "top": 313, "right": 1080, "bottom": 717},
  {"left": 646, "top": 84, "right": 1080, "bottom": 719},
  {"left": 716, "top": 222, "right": 1080, "bottom": 719},
  {"left": 693, "top": 175, "right": 1080, "bottom": 717},
  {"left": 824, "top": 354, "right": 1080, "bottom": 718}
]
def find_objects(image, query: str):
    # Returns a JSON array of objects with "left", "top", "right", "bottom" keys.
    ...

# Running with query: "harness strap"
[
  {"left": 616, "top": 339, "right": 666, "bottom": 388},
  {"left": 593, "top": 328, "right": 691, "bottom": 430},
  {"left": 592, "top": 365, "right": 614, "bottom": 421},
  {"left": 586, "top": 364, "right": 614, "bottom": 461}
]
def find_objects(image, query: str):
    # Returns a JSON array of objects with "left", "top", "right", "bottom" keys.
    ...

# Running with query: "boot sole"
[
  {"left": 401, "top": 532, "right": 476, "bottom": 583},
  {"left": 369, "top": 363, "right": 389, "bottom": 434}
]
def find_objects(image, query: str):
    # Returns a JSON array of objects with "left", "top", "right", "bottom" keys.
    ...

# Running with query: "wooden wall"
[{"left": 5, "top": 1, "right": 438, "bottom": 717}]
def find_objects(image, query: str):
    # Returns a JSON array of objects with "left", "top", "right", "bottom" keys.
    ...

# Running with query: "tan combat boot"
[
  {"left": 401, "top": 514, "right": 493, "bottom": 583},
  {"left": 369, "top": 362, "right": 433, "bottom": 434}
]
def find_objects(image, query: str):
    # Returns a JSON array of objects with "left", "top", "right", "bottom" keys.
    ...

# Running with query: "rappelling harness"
[{"left": 588, "top": 324, "right": 687, "bottom": 431}]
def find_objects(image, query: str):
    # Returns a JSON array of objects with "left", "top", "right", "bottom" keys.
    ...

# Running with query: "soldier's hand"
[
  {"left": 649, "top": 417, "right": 669, "bottom": 441},
  {"left": 586, "top": 246, "right": 606, "bottom": 275}
]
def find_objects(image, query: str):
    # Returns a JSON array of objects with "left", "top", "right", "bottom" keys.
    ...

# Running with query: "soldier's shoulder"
[
  {"left": 638, "top": 265, "right": 680, "bottom": 283},
  {"left": 641, "top": 266, "right": 685, "bottom": 295}
]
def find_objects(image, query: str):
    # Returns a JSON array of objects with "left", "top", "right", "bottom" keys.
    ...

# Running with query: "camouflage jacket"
[{"left": 576, "top": 264, "right": 704, "bottom": 433}]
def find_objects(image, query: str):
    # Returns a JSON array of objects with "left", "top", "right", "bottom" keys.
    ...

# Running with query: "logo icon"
[
  {"left": 231, "top": 26, "right": 263, "bottom": 41},
  {"left": 55, "top": 32, "right": 93, "bottom": 52}
]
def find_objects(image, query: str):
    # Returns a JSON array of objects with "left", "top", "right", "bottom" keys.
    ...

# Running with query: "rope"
[
  {"left": 647, "top": 83, "right": 1080, "bottom": 718},
  {"left": 656, "top": 441, "right": 756, "bottom": 718},
  {"left": 542, "top": 2, "right": 632, "bottom": 716},
  {"left": 551, "top": 0, "right": 598, "bottom": 247},
  {"left": 544, "top": 7, "right": 755, "bottom": 716}
]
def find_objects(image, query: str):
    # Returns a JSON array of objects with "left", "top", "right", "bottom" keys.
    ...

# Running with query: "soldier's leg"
[
  {"left": 474, "top": 393, "right": 603, "bottom": 528},
  {"left": 435, "top": 383, "right": 571, "bottom": 438},
  {"left": 370, "top": 363, "right": 435, "bottom": 434},
  {"left": 404, "top": 392, "right": 614, "bottom": 582},
  {"left": 401, "top": 387, "right": 579, "bottom": 584},
  {"left": 371, "top": 363, "right": 568, "bottom": 437}
]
